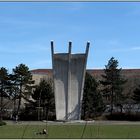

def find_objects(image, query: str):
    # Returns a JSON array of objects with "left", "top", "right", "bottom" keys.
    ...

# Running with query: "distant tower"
[{"left": 51, "top": 41, "right": 90, "bottom": 120}]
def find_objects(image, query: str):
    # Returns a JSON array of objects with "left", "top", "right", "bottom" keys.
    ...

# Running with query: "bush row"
[
  {"left": 105, "top": 113, "right": 140, "bottom": 121},
  {"left": 0, "top": 121, "right": 6, "bottom": 126}
]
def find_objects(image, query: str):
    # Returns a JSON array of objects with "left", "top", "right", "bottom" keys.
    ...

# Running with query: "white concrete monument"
[{"left": 51, "top": 41, "right": 89, "bottom": 121}]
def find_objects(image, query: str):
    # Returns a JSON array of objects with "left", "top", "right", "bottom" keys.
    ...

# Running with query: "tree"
[
  {"left": 132, "top": 85, "right": 140, "bottom": 113},
  {"left": 0, "top": 67, "right": 9, "bottom": 121},
  {"left": 132, "top": 85, "right": 140, "bottom": 103},
  {"left": 82, "top": 72, "right": 105, "bottom": 119},
  {"left": 32, "top": 78, "right": 55, "bottom": 120},
  {"left": 12, "top": 64, "right": 34, "bottom": 116},
  {"left": 100, "top": 57, "right": 127, "bottom": 114}
]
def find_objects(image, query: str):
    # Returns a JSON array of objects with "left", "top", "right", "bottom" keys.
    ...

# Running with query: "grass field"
[{"left": 0, "top": 124, "right": 140, "bottom": 138}]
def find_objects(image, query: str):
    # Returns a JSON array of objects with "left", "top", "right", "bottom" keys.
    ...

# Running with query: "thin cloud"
[
  {"left": 108, "top": 40, "right": 120, "bottom": 46},
  {"left": 0, "top": 16, "right": 53, "bottom": 29},
  {"left": 111, "top": 46, "right": 140, "bottom": 52},
  {"left": 101, "top": 39, "right": 140, "bottom": 52},
  {"left": 0, "top": 44, "right": 49, "bottom": 54},
  {"left": 69, "top": 3, "right": 85, "bottom": 11},
  {"left": 127, "top": 8, "right": 140, "bottom": 16},
  {"left": 31, "top": 59, "right": 51, "bottom": 68},
  {"left": 131, "top": 46, "right": 140, "bottom": 50}
]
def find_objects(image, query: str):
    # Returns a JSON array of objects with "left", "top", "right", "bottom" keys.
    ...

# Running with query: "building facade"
[{"left": 31, "top": 68, "right": 140, "bottom": 99}]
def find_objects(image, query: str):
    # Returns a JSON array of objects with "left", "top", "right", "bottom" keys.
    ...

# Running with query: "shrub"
[
  {"left": 0, "top": 121, "right": 6, "bottom": 126},
  {"left": 105, "top": 112, "right": 140, "bottom": 121}
]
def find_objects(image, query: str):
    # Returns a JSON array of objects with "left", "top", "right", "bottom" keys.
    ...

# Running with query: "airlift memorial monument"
[{"left": 51, "top": 41, "right": 90, "bottom": 121}]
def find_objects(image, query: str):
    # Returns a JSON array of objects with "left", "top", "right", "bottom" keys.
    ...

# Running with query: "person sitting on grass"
[
  {"left": 36, "top": 128, "right": 48, "bottom": 135},
  {"left": 42, "top": 129, "right": 48, "bottom": 135}
]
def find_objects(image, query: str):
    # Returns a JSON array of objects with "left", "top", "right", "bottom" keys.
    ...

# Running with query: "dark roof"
[
  {"left": 31, "top": 68, "right": 140, "bottom": 76},
  {"left": 31, "top": 69, "right": 52, "bottom": 75},
  {"left": 30, "top": 68, "right": 140, "bottom": 96}
]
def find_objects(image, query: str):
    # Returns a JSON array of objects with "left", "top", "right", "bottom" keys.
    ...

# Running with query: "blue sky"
[{"left": 0, "top": 2, "right": 140, "bottom": 72}]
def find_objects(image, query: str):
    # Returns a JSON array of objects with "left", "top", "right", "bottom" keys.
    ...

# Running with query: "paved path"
[{"left": 4, "top": 120, "right": 140, "bottom": 125}]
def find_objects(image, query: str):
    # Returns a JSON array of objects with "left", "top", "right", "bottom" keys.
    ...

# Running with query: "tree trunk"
[
  {"left": 0, "top": 95, "right": 3, "bottom": 121},
  {"left": 16, "top": 84, "right": 22, "bottom": 116},
  {"left": 0, "top": 86, "right": 3, "bottom": 121},
  {"left": 17, "top": 96, "right": 21, "bottom": 115},
  {"left": 110, "top": 88, "right": 114, "bottom": 115},
  {"left": 46, "top": 104, "right": 50, "bottom": 121}
]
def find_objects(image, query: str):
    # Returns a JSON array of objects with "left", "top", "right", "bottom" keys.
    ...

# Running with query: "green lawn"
[{"left": 0, "top": 124, "right": 140, "bottom": 139}]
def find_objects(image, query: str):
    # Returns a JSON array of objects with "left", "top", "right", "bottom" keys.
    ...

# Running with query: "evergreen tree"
[
  {"left": 132, "top": 85, "right": 140, "bottom": 113},
  {"left": 0, "top": 67, "right": 9, "bottom": 121},
  {"left": 32, "top": 78, "right": 55, "bottom": 120},
  {"left": 82, "top": 72, "right": 105, "bottom": 119},
  {"left": 132, "top": 85, "right": 140, "bottom": 103},
  {"left": 100, "top": 57, "right": 127, "bottom": 114},
  {"left": 12, "top": 64, "right": 34, "bottom": 116}
]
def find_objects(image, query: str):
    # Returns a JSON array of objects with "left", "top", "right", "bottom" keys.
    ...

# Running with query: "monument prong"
[
  {"left": 51, "top": 40, "right": 54, "bottom": 55},
  {"left": 67, "top": 41, "right": 72, "bottom": 120},
  {"left": 86, "top": 41, "right": 90, "bottom": 56},
  {"left": 68, "top": 41, "right": 72, "bottom": 54},
  {"left": 51, "top": 41, "right": 56, "bottom": 120},
  {"left": 77, "top": 41, "right": 90, "bottom": 120}
]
